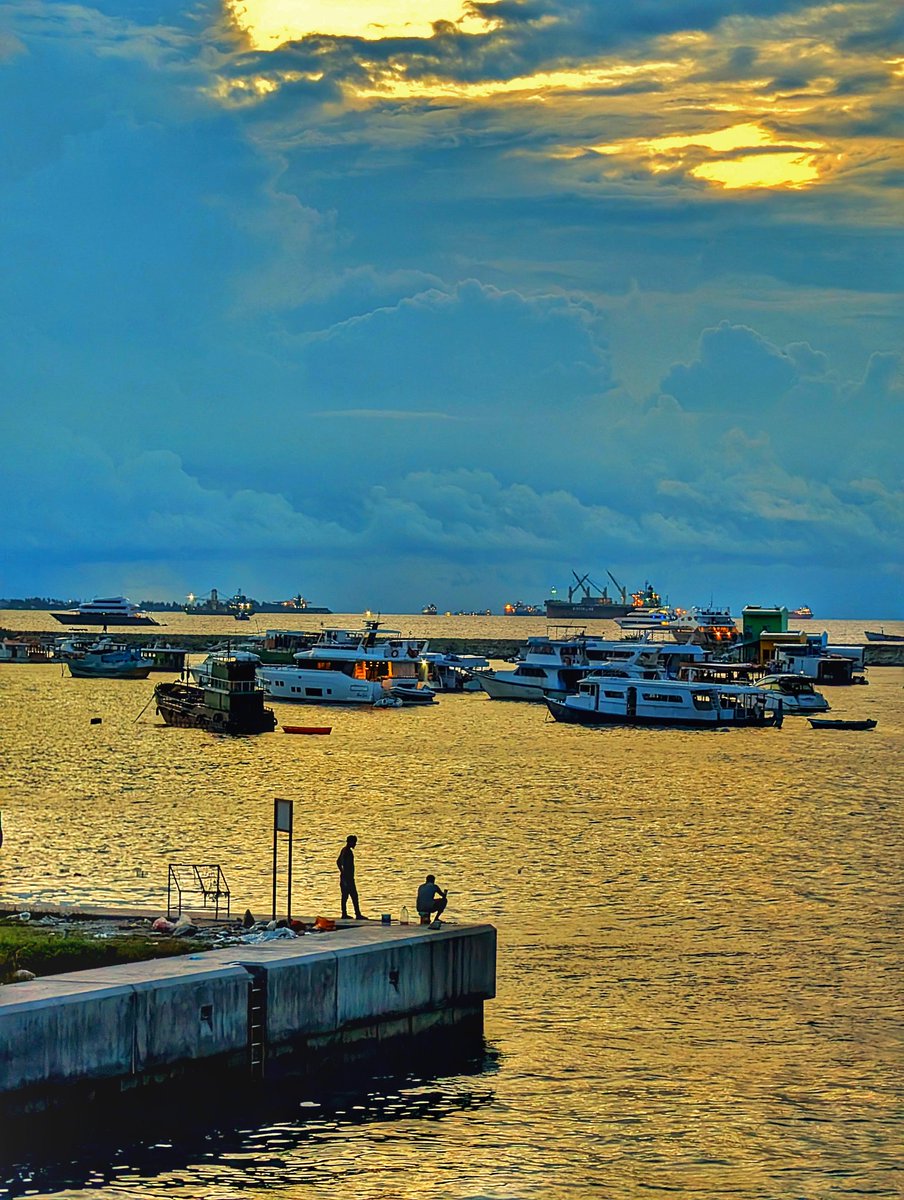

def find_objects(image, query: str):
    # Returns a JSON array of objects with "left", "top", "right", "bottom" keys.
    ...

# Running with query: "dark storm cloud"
[{"left": 1, "top": 0, "right": 901, "bottom": 613}]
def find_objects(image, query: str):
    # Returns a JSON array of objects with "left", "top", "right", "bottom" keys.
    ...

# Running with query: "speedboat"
[
  {"left": 755, "top": 674, "right": 830, "bottom": 714},
  {"left": 545, "top": 647, "right": 783, "bottom": 729},
  {"left": 51, "top": 596, "right": 160, "bottom": 627},
  {"left": 258, "top": 621, "right": 435, "bottom": 706}
]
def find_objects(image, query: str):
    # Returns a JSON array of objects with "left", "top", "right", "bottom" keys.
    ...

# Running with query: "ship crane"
[
  {"left": 568, "top": 571, "right": 607, "bottom": 602},
  {"left": 606, "top": 571, "right": 629, "bottom": 605}
]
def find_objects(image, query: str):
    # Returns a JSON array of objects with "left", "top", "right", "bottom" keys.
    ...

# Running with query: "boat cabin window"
[
  {"left": 603, "top": 690, "right": 623, "bottom": 699},
  {"left": 515, "top": 666, "right": 548, "bottom": 678},
  {"left": 305, "top": 687, "right": 324, "bottom": 697},
  {"left": 692, "top": 692, "right": 714, "bottom": 709},
  {"left": 641, "top": 692, "right": 683, "bottom": 703}
]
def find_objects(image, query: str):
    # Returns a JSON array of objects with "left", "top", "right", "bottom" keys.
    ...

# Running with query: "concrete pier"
[{"left": 0, "top": 922, "right": 496, "bottom": 1117}]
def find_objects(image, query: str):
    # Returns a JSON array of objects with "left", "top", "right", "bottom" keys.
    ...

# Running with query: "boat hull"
[
  {"left": 67, "top": 662, "right": 152, "bottom": 679},
  {"left": 154, "top": 682, "right": 276, "bottom": 735},
  {"left": 476, "top": 675, "right": 555, "bottom": 702},
  {"left": 545, "top": 697, "right": 778, "bottom": 729},
  {"left": 545, "top": 601, "right": 633, "bottom": 620},
  {"left": 808, "top": 718, "right": 877, "bottom": 730},
  {"left": 52, "top": 613, "right": 159, "bottom": 626},
  {"left": 864, "top": 631, "right": 904, "bottom": 642}
]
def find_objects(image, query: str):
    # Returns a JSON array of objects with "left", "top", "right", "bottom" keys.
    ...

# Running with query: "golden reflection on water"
[{"left": 0, "top": 652, "right": 902, "bottom": 1198}]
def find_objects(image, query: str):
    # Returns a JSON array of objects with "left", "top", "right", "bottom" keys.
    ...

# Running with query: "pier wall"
[{"left": 0, "top": 924, "right": 496, "bottom": 1116}]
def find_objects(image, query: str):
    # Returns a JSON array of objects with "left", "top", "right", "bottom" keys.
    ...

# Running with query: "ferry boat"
[
  {"left": 155, "top": 653, "right": 277, "bottom": 734},
  {"left": 616, "top": 606, "right": 694, "bottom": 634},
  {"left": 477, "top": 634, "right": 706, "bottom": 702},
  {"left": 51, "top": 597, "right": 160, "bottom": 627},
  {"left": 670, "top": 605, "right": 740, "bottom": 649},
  {"left": 258, "top": 621, "right": 436, "bottom": 706},
  {"left": 789, "top": 606, "right": 813, "bottom": 619},
  {"left": 544, "top": 647, "right": 783, "bottom": 729}
]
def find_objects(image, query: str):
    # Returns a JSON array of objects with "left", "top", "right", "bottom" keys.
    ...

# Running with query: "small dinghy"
[
  {"left": 282, "top": 725, "right": 332, "bottom": 735},
  {"left": 808, "top": 718, "right": 877, "bottom": 731}
]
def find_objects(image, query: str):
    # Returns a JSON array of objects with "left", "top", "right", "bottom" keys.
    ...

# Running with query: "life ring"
[
  {"left": 390, "top": 649, "right": 399, "bottom": 658},
  {"left": 213, "top": 712, "right": 224, "bottom": 724}
]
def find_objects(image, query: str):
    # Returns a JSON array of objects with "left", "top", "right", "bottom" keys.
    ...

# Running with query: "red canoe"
[{"left": 282, "top": 725, "right": 332, "bottom": 735}]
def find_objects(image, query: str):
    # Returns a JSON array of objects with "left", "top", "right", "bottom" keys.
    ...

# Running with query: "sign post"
[{"left": 272, "top": 798, "right": 294, "bottom": 921}]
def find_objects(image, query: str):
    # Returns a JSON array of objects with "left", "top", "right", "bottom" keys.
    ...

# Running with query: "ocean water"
[{"left": 0, "top": 614, "right": 902, "bottom": 1199}]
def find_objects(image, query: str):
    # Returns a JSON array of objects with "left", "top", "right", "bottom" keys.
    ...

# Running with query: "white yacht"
[
  {"left": 422, "top": 651, "right": 491, "bottom": 692},
  {"left": 51, "top": 596, "right": 160, "bottom": 627},
  {"left": 258, "top": 621, "right": 436, "bottom": 706},
  {"left": 616, "top": 607, "right": 691, "bottom": 633},
  {"left": 477, "top": 634, "right": 706, "bottom": 701},
  {"left": 755, "top": 674, "right": 830, "bottom": 714},
  {"left": 476, "top": 633, "right": 590, "bottom": 701},
  {"left": 545, "top": 646, "right": 783, "bottom": 728},
  {"left": 669, "top": 605, "right": 740, "bottom": 649}
]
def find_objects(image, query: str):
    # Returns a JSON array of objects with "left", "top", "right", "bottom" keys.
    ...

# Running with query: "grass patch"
[{"left": 0, "top": 924, "right": 197, "bottom": 983}]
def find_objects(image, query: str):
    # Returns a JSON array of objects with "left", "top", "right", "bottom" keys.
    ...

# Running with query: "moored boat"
[
  {"left": 155, "top": 653, "right": 276, "bottom": 734},
  {"left": 670, "top": 605, "right": 740, "bottom": 649},
  {"left": 51, "top": 596, "right": 159, "bottom": 627},
  {"left": 544, "top": 646, "right": 782, "bottom": 728},
  {"left": 754, "top": 673, "right": 830, "bottom": 714},
  {"left": 65, "top": 641, "right": 153, "bottom": 679},
  {"left": 808, "top": 717, "right": 877, "bottom": 731},
  {"left": 258, "top": 621, "right": 435, "bottom": 706},
  {"left": 478, "top": 634, "right": 706, "bottom": 702},
  {"left": 864, "top": 629, "right": 904, "bottom": 642},
  {"left": 0, "top": 638, "right": 54, "bottom": 664}
]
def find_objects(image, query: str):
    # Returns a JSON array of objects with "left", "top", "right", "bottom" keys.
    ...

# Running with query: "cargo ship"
[
  {"left": 544, "top": 572, "right": 662, "bottom": 621},
  {"left": 184, "top": 590, "right": 331, "bottom": 616}
]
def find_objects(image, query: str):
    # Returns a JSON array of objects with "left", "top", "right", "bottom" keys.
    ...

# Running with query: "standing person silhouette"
[{"left": 337, "top": 835, "right": 366, "bottom": 920}]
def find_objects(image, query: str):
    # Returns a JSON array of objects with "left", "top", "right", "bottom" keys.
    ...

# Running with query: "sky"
[{"left": 1, "top": 0, "right": 901, "bottom": 616}]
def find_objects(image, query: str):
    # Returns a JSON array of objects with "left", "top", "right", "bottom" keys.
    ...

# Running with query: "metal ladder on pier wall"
[{"left": 247, "top": 966, "right": 267, "bottom": 1079}]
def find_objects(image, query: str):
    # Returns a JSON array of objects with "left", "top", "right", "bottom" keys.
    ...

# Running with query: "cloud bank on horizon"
[{"left": 1, "top": 0, "right": 901, "bottom": 615}]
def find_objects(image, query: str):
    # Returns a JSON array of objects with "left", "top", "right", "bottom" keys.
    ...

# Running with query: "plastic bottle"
[{"left": 400, "top": 905, "right": 409, "bottom": 925}]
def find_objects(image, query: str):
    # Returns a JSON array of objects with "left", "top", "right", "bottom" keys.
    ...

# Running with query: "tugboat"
[{"left": 154, "top": 653, "right": 276, "bottom": 734}]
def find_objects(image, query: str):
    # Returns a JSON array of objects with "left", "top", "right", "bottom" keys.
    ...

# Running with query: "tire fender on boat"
[{"left": 390, "top": 649, "right": 399, "bottom": 658}]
